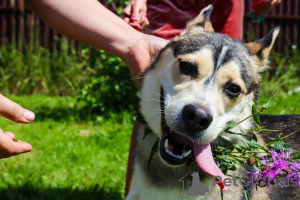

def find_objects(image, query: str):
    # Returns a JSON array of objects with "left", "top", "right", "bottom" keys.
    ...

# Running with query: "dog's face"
[{"left": 140, "top": 5, "right": 278, "bottom": 167}]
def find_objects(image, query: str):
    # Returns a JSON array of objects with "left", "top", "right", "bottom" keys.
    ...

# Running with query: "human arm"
[
  {"left": 25, "top": 0, "right": 167, "bottom": 84},
  {"left": 123, "top": 0, "right": 149, "bottom": 30},
  {"left": 250, "top": 0, "right": 282, "bottom": 15},
  {"left": 0, "top": 94, "right": 34, "bottom": 158}
]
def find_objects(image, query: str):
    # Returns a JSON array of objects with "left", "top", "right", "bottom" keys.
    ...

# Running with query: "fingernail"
[
  {"left": 24, "top": 110, "right": 35, "bottom": 122},
  {"left": 130, "top": 16, "right": 136, "bottom": 21},
  {"left": 144, "top": 13, "right": 148, "bottom": 18},
  {"left": 136, "top": 25, "right": 141, "bottom": 30},
  {"left": 257, "top": 1, "right": 262, "bottom": 5}
]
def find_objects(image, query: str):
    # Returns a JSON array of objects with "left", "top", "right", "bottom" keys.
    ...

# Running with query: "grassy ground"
[
  {"left": 0, "top": 47, "right": 299, "bottom": 199},
  {"left": 0, "top": 89, "right": 299, "bottom": 199},
  {"left": 0, "top": 95, "right": 134, "bottom": 200}
]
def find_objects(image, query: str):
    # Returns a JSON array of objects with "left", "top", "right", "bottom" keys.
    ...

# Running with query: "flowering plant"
[
  {"left": 250, "top": 0, "right": 266, "bottom": 23},
  {"left": 248, "top": 148, "right": 300, "bottom": 190},
  {"left": 214, "top": 95, "right": 300, "bottom": 200},
  {"left": 143, "top": 94, "right": 300, "bottom": 200}
]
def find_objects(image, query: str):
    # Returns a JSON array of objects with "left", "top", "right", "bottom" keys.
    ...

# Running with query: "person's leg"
[{"left": 125, "top": 121, "right": 140, "bottom": 197}]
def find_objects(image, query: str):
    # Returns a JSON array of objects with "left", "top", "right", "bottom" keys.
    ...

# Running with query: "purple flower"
[
  {"left": 247, "top": 148, "right": 300, "bottom": 190},
  {"left": 290, "top": 161, "right": 300, "bottom": 171}
]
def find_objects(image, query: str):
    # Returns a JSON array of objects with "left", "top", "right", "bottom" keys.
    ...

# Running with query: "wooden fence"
[
  {"left": 244, "top": 0, "right": 300, "bottom": 51},
  {"left": 1, "top": 0, "right": 299, "bottom": 52}
]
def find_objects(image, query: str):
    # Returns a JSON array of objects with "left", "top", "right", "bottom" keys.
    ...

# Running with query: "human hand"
[
  {"left": 250, "top": 0, "right": 281, "bottom": 15},
  {"left": 0, "top": 94, "right": 35, "bottom": 158},
  {"left": 122, "top": 34, "right": 169, "bottom": 86},
  {"left": 123, "top": 0, "right": 149, "bottom": 30}
]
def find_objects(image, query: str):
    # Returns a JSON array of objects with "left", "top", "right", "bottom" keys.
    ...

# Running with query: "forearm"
[{"left": 25, "top": 0, "right": 144, "bottom": 61}]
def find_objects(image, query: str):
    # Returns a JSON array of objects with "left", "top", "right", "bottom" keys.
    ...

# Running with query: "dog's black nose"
[{"left": 182, "top": 105, "right": 213, "bottom": 133}]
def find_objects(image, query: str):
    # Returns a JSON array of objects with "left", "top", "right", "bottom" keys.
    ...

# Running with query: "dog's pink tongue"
[{"left": 193, "top": 143, "right": 229, "bottom": 190}]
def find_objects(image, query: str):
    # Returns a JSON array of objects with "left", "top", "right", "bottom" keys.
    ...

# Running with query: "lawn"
[
  {"left": 0, "top": 95, "right": 134, "bottom": 200},
  {"left": 0, "top": 46, "right": 299, "bottom": 200},
  {"left": 0, "top": 90, "right": 299, "bottom": 199}
]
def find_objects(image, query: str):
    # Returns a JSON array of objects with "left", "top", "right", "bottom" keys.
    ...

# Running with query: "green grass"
[
  {"left": 0, "top": 95, "right": 134, "bottom": 200},
  {"left": 258, "top": 92, "right": 300, "bottom": 114},
  {"left": 0, "top": 46, "right": 299, "bottom": 200},
  {"left": 257, "top": 50, "right": 300, "bottom": 114},
  {"left": 0, "top": 85, "right": 298, "bottom": 199}
]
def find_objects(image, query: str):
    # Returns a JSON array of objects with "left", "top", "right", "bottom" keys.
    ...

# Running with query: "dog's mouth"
[
  {"left": 160, "top": 121, "right": 194, "bottom": 165},
  {"left": 158, "top": 87, "right": 228, "bottom": 190}
]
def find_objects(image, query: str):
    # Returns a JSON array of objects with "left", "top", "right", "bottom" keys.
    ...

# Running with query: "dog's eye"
[
  {"left": 179, "top": 61, "right": 198, "bottom": 79},
  {"left": 225, "top": 84, "right": 242, "bottom": 98}
]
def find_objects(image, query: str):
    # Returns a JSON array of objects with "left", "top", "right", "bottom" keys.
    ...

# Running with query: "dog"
[{"left": 126, "top": 5, "right": 281, "bottom": 200}]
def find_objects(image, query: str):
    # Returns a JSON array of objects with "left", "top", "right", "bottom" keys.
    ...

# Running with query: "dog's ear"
[
  {"left": 245, "top": 27, "right": 279, "bottom": 67},
  {"left": 179, "top": 5, "right": 214, "bottom": 37}
]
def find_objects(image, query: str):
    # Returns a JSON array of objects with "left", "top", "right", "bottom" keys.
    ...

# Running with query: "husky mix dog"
[{"left": 126, "top": 5, "right": 280, "bottom": 200}]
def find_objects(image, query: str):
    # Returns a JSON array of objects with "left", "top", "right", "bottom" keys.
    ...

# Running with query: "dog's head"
[{"left": 140, "top": 5, "right": 278, "bottom": 182}]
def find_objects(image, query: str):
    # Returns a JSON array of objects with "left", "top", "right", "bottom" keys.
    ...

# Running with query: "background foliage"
[{"left": 1, "top": 42, "right": 299, "bottom": 116}]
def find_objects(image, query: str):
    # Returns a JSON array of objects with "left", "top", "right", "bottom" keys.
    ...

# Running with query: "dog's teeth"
[
  {"left": 183, "top": 150, "right": 192, "bottom": 157},
  {"left": 164, "top": 139, "right": 169, "bottom": 148},
  {"left": 165, "top": 147, "right": 184, "bottom": 159},
  {"left": 166, "top": 149, "right": 172, "bottom": 155}
]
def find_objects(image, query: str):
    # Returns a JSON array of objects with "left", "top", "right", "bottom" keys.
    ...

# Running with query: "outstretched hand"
[{"left": 0, "top": 94, "right": 35, "bottom": 159}]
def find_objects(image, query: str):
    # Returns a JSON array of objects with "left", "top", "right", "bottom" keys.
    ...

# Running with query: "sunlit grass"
[{"left": 0, "top": 95, "right": 133, "bottom": 200}]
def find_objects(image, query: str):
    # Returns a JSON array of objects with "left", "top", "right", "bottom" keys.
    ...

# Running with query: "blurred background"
[{"left": 0, "top": 0, "right": 299, "bottom": 199}]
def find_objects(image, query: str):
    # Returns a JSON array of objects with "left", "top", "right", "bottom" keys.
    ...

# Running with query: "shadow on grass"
[
  {"left": 33, "top": 106, "right": 80, "bottom": 122},
  {"left": 33, "top": 105, "right": 134, "bottom": 123},
  {"left": 0, "top": 184, "right": 123, "bottom": 200}
]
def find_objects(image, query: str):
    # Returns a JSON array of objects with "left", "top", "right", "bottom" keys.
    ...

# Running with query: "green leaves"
[
  {"left": 243, "top": 185, "right": 250, "bottom": 200},
  {"left": 252, "top": 105, "right": 260, "bottom": 127},
  {"left": 252, "top": 132, "right": 258, "bottom": 142},
  {"left": 261, "top": 91, "right": 276, "bottom": 111},
  {"left": 292, "top": 154, "right": 300, "bottom": 160},
  {"left": 269, "top": 138, "right": 293, "bottom": 152},
  {"left": 78, "top": 47, "right": 138, "bottom": 116}
]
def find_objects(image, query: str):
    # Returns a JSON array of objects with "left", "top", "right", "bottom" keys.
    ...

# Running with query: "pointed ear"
[
  {"left": 179, "top": 5, "right": 214, "bottom": 37},
  {"left": 245, "top": 27, "right": 280, "bottom": 66}
]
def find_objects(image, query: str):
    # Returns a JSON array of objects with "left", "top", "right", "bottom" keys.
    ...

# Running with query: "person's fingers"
[
  {"left": 123, "top": 4, "right": 132, "bottom": 23},
  {"left": 0, "top": 94, "right": 35, "bottom": 123},
  {"left": 123, "top": 4, "right": 132, "bottom": 17},
  {"left": 131, "top": 5, "right": 140, "bottom": 22},
  {"left": 140, "top": 14, "right": 149, "bottom": 30},
  {"left": 129, "top": 22, "right": 141, "bottom": 30},
  {"left": 0, "top": 129, "right": 32, "bottom": 159},
  {"left": 124, "top": 16, "right": 130, "bottom": 23},
  {"left": 253, "top": 0, "right": 281, "bottom": 15},
  {"left": 11, "top": 140, "right": 32, "bottom": 155},
  {"left": 271, "top": 0, "right": 281, "bottom": 7},
  {"left": 0, "top": 141, "right": 32, "bottom": 158},
  {"left": 5, "top": 132, "right": 16, "bottom": 140}
]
